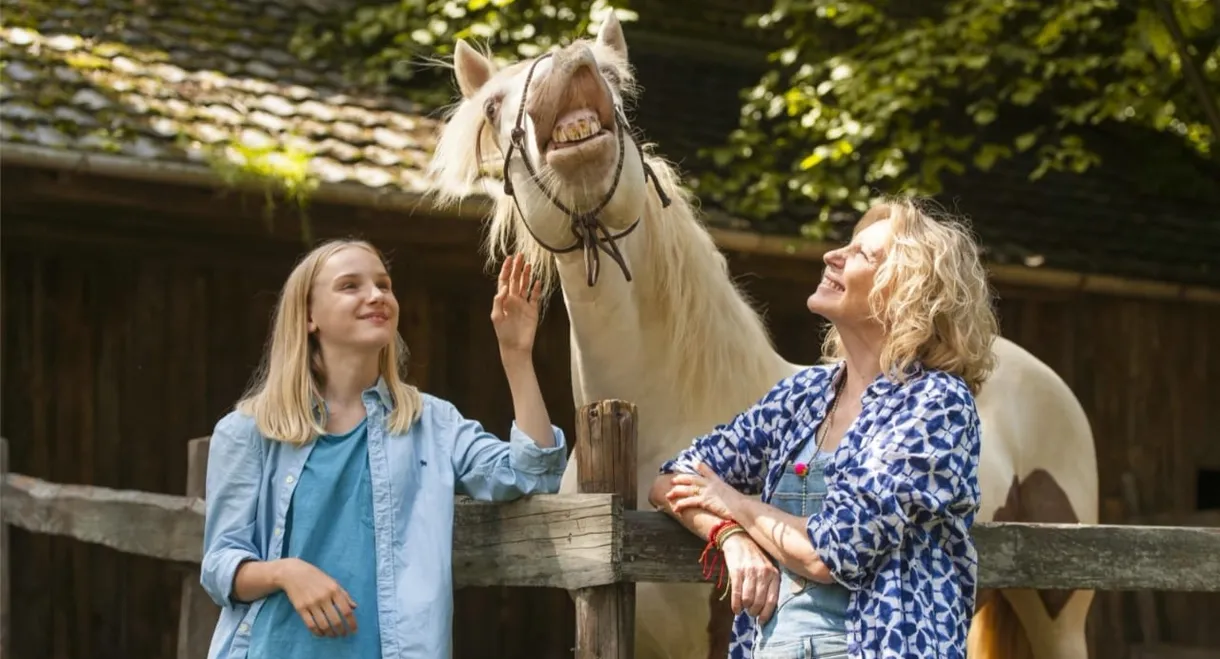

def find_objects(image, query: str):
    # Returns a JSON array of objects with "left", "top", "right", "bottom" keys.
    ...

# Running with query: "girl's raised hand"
[{"left": 491, "top": 254, "right": 543, "bottom": 355}]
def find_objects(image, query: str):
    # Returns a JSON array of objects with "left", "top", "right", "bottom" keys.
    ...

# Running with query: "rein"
[{"left": 478, "top": 51, "right": 672, "bottom": 287}]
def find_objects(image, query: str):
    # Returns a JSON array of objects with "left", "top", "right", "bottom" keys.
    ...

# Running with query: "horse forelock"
[{"left": 426, "top": 93, "right": 498, "bottom": 204}]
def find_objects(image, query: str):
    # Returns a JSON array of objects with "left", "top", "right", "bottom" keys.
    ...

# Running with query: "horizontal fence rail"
[{"left": 3, "top": 471, "right": 1220, "bottom": 592}]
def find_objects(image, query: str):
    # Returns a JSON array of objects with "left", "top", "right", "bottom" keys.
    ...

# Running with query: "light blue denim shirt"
[{"left": 200, "top": 379, "right": 568, "bottom": 659}]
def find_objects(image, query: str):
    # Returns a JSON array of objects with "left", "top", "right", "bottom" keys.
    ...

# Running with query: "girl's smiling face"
[{"left": 307, "top": 246, "right": 399, "bottom": 352}]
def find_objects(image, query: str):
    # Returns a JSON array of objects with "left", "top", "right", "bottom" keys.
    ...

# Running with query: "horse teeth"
[{"left": 552, "top": 116, "right": 602, "bottom": 144}]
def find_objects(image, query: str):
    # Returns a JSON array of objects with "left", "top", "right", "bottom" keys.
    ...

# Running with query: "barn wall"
[{"left": 2, "top": 165, "right": 1217, "bottom": 659}]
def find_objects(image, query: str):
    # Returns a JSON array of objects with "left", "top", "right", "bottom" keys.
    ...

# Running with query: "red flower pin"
[{"left": 794, "top": 462, "right": 809, "bottom": 477}]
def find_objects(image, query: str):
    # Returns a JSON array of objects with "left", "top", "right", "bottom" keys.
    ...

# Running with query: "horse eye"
[{"left": 484, "top": 97, "right": 501, "bottom": 121}]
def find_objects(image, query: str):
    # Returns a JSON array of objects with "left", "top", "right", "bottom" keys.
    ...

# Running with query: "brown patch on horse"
[
  {"left": 991, "top": 469, "right": 1079, "bottom": 619},
  {"left": 706, "top": 586, "right": 734, "bottom": 659},
  {"left": 974, "top": 587, "right": 998, "bottom": 614}
]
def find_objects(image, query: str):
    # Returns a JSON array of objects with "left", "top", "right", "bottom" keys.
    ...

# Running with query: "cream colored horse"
[{"left": 426, "top": 13, "right": 1098, "bottom": 659}]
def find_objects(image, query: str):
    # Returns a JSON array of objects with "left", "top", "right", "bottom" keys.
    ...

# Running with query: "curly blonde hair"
[
  {"left": 236, "top": 239, "right": 423, "bottom": 445},
  {"left": 822, "top": 196, "right": 999, "bottom": 394}
]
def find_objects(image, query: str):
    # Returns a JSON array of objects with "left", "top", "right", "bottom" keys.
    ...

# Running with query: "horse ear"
[
  {"left": 454, "top": 39, "right": 493, "bottom": 98},
  {"left": 596, "top": 12, "right": 627, "bottom": 59}
]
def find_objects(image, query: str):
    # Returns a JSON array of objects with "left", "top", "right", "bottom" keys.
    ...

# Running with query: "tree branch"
[{"left": 1152, "top": 0, "right": 1220, "bottom": 142}]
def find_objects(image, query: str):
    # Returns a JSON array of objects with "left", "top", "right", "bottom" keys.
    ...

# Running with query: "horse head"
[{"left": 429, "top": 12, "right": 669, "bottom": 289}]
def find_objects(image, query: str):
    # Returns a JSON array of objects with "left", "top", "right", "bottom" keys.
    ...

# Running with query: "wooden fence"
[{"left": 2, "top": 400, "right": 1220, "bottom": 658}]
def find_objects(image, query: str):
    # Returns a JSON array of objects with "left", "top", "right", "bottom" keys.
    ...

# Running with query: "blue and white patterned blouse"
[{"left": 660, "top": 361, "right": 981, "bottom": 659}]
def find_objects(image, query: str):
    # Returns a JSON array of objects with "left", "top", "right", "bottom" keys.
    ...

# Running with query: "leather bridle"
[{"left": 478, "top": 51, "right": 671, "bottom": 287}]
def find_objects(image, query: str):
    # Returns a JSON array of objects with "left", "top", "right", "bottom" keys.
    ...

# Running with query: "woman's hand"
[
  {"left": 274, "top": 558, "right": 358, "bottom": 637},
  {"left": 491, "top": 254, "right": 544, "bottom": 356},
  {"left": 720, "top": 533, "right": 781, "bottom": 623},
  {"left": 665, "top": 462, "right": 746, "bottom": 519}
]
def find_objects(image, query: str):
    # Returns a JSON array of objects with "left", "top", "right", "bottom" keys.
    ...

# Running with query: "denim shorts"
[{"left": 752, "top": 632, "right": 850, "bottom": 659}]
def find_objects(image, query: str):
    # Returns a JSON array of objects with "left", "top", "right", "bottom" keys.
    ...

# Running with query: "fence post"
[
  {"left": 177, "top": 437, "right": 218, "bottom": 659},
  {"left": 573, "top": 399, "right": 638, "bottom": 659},
  {"left": 1, "top": 437, "right": 9, "bottom": 658}
]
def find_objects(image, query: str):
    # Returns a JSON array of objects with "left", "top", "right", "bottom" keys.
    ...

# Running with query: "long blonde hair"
[
  {"left": 236, "top": 239, "right": 424, "bottom": 444},
  {"left": 822, "top": 196, "right": 999, "bottom": 394}
]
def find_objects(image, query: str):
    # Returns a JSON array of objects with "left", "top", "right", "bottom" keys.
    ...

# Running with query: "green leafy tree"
[
  {"left": 290, "top": 0, "right": 636, "bottom": 107},
  {"left": 694, "top": 0, "right": 1220, "bottom": 236}
]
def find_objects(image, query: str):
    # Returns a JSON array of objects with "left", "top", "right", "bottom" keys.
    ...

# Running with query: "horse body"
[{"left": 427, "top": 13, "right": 1097, "bottom": 659}]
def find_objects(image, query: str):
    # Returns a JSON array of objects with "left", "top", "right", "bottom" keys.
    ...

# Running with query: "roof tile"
[{"left": 0, "top": 0, "right": 443, "bottom": 194}]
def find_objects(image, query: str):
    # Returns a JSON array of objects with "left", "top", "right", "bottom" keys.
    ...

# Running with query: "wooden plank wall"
[{"left": 2, "top": 167, "right": 1218, "bottom": 659}]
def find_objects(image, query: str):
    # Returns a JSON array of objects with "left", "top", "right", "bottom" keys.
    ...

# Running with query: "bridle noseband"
[{"left": 481, "top": 51, "right": 672, "bottom": 287}]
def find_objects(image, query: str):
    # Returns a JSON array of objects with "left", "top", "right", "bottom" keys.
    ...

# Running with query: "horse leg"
[
  {"left": 634, "top": 582, "right": 716, "bottom": 659},
  {"left": 706, "top": 585, "right": 733, "bottom": 658},
  {"left": 969, "top": 589, "right": 1033, "bottom": 659},
  {"left": 997, "top": 588, "right": 1093, "bottom": 659}
]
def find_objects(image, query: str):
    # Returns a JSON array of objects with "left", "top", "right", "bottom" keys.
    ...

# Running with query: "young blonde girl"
[{"left": 200, "top": 240, "right": 565, "bottom": 659}]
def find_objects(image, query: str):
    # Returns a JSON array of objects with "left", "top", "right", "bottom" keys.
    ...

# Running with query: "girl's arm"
[
  {"left": 232, "top": 560, "right": 285, "bottom": 602},
  {"left": 201, "top": 414, "right": 359, "bottom": 636},
  {"left": 447, "top": 391, "right": 568, "bottom": 502},
  {"left": 500, "top": 350, "right": 555, "bottom": 449},
  {"left": 200, "top": 414, "right": 266, "bottom": 608},
  {"left": 454, "top": 254, "right": 566, "bottom": 501}
]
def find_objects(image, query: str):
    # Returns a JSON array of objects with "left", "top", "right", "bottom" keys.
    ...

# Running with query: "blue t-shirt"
[{"left": 247, "top": 417, "right": 381, "bottom": 658}]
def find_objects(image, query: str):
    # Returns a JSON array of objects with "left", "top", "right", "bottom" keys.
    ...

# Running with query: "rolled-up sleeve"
[
  {"left": 199, "top": 414, "right": 264, "bottom": 608},
  {"left": 807, "top": 384, "right": 980, "bottom": 590},
  {"left": 659, "top": 371, "right": 803, "bottom": 495},
  {"left": 447, "top": 403, "right": 568, "bottom": 501}
]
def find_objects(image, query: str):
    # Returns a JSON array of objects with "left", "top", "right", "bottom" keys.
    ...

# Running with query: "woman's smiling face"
[{"left": 807, "top": 218, "right": 891, "bottom": 327}]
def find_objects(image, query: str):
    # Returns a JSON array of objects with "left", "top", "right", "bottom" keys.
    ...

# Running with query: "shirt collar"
[
  {"left": 364, "top": 376, "right": 393, "bottom": 410},
  {"left": 311, "top": 376, "right": 394, "bottom": 418},
  {"left": 827, "top": 359, "right": 925, "bottom": 407}
]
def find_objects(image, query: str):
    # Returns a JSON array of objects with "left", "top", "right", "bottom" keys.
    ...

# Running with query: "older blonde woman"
[
  {"left": 200, "top": 242, "right": 566, "bottom": 659},
  {"left": 648, "top": 198, "right": 998, "bottom": 659}
]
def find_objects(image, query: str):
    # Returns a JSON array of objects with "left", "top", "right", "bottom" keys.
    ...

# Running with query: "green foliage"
[
  {"left": 289, "top": 0, "right": 637, "bottom": 107},
  {"left": 204, "top": 139, "right": 321, "bottom": 243},
  {"left": 694, "top": 0, "right": 1220, "bottom": 232}
]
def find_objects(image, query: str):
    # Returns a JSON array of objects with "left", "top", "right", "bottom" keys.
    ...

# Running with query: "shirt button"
[
  {"left": 285, "top": 475, "right": 295, "bottom": 484},
  {"left": 274, "top": 527, "right": 283, "bottom": 536},
  {"left": 238, "top": 623, "right": 249, "bottom": 633}
]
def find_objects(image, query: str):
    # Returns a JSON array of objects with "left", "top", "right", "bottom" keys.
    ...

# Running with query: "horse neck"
[{"left": 555, "top": 165, "right": 796, "bottom": 438}]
